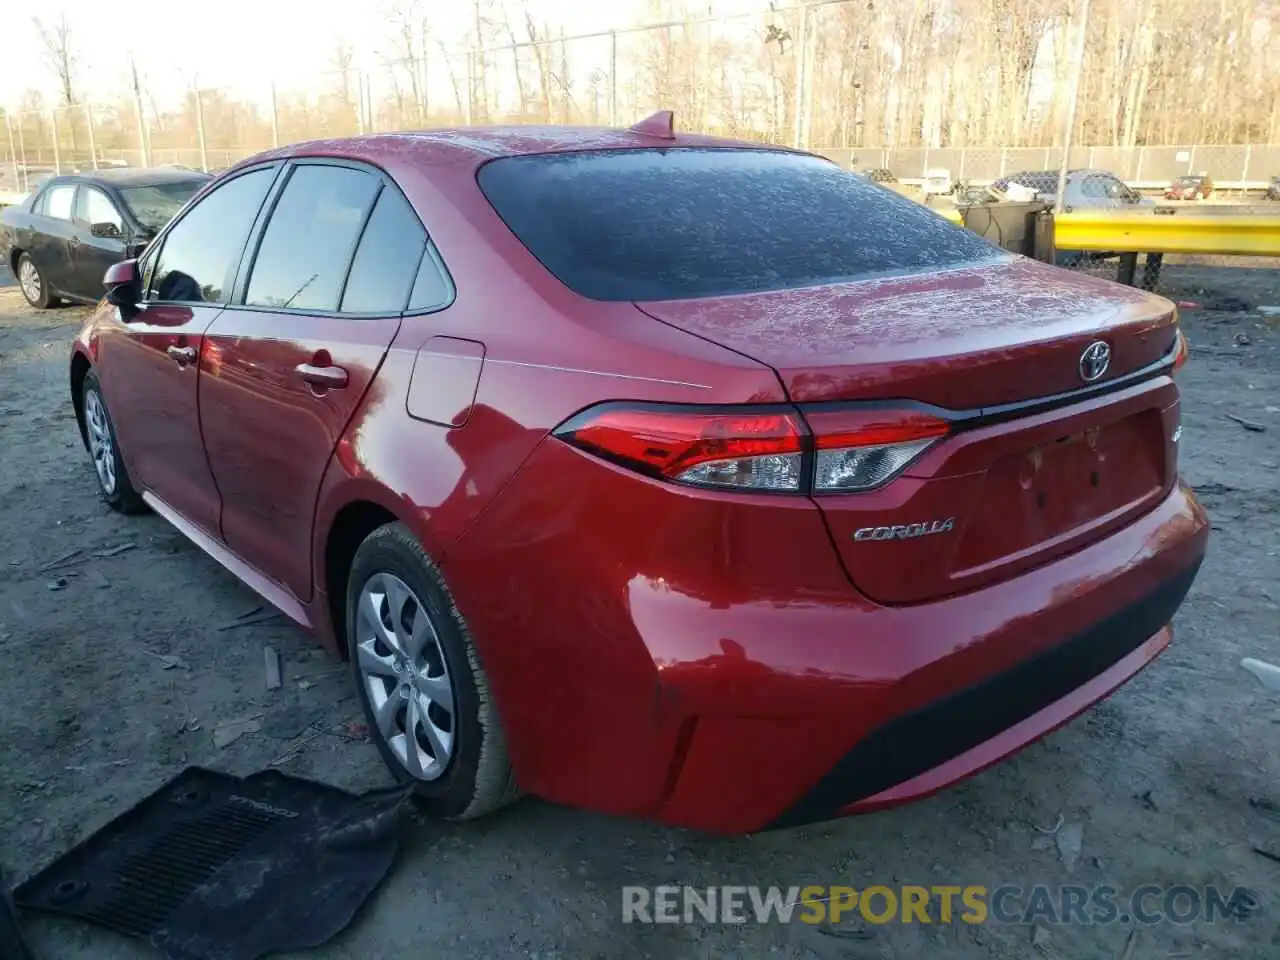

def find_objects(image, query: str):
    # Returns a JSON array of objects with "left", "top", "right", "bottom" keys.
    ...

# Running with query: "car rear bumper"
[
  {"left": 446, "top": 437, "right": 1208, "bottom": 834},
  {"left": 768, "top": 562, "right": 1194, "bottom": 827},
  {"left": 650, "top": 481, "right": 1207, "bottom": 832}
]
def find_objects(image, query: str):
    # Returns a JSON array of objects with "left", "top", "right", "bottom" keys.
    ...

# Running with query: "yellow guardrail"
[
  {"left": 936, "top": 206, "right": 1280, "bottom": 257},
  {"left": 1053, "top": 213, "right": 1280, "bottom": 256}
]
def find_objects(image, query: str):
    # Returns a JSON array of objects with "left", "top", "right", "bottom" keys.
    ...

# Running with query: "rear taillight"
[
  {"left": 554, "top": 403, "right": 949, "bottom": 495},
  {"left": 554, "top": 404, "right": 806, "bottom": 492},
  {"left": 804, "top": 408, "right": 950, "bottom": 493}
]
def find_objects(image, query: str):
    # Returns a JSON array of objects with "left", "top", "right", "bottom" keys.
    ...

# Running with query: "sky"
[{"left": 2, "top": 0, "right": 773, "bottom": 114}]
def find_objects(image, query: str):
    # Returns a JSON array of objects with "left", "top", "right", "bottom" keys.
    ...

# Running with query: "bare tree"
[
  {"left": 21, "top": 0, "right": 1280, "bottom": 166},
  {"left": 500, "top": 0, "right": 530, "bottom": 121},
  {"left": 34, "top": 14, "right": 79, "bottom": 157},
  {"left": 525, "top": 13, "right": 556, "bottom": 123},
  {"left": 385, "top": 0, "right": 429, "bottom": 124},
  {"left": 34, "top": 15, "right": 77, "bottom": 107}
]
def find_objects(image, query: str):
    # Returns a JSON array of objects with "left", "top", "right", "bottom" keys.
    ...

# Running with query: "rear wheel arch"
[
  {"left": 70, "top": 351, "right": 92, "bottom": 449},
  {"left": 323, "top": 499, "right": 400, "bottom": 659},
  {"left": 9, "top": 248, "right": 24, "bottom": 275}
]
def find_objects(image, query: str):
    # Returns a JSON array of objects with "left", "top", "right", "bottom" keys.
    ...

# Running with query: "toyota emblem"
[{"left": 1078, "top": 341, "right": 1111, "bottom": 382}]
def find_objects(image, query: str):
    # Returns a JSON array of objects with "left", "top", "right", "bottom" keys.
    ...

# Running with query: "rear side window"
[
  {"left": 246, "top": 165, "right": 379, "bottom": 311},
  {"left": 151, "top": 168, "right": 275, "bottom": 303},
  {"left": 44, "top": 184, "right": 76, "bottom": 220},
  {"left": 339, "top": 187, "right": 427, "bottom": 314},
  {"left": 408, "top": 247, "right": 452, "bottom": 311},
  {"left": 477, "top": 149, "right": 998, "bottom": 301},
  {"left": 1080, "top": 178, "right": 1108, "bottom": 199}
]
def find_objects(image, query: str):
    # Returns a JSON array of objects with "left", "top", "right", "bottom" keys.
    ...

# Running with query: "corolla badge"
[
  {"left": 854, "top": 518, "right": 955, "bottom": 542},
  {"left": 1078, "top": 340, "right": 1111, "bottom": 382}
]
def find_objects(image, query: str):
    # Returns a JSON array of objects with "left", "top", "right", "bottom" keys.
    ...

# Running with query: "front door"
[
  {"left": 94, "top": 165, "right": 280, "bottom": 537},
  {"left": 197, "top": 162, "right": 424, "bottom": 600},
  {"left": 96, "top": 302, "right": 224, "bottom": 535},
  {"left": 69, "top": 185, "right": 127, "bottom": 301}
]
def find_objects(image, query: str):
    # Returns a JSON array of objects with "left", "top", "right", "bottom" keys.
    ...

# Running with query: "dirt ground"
[{"left": 0, "top": 263, "right": 1278, "bottom": 960}]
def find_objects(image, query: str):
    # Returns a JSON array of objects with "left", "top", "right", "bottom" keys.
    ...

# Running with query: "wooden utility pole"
[
  {"left": 131, "top": 57, "right": 151, "bottom": 167},
  {"left": 790, "top": 2, "right": 809, "bottom": 149}
]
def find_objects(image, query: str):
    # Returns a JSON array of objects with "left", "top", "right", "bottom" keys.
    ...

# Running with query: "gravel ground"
[{"left": 0, "top": 266, "right": 1278, "bottom": 960}]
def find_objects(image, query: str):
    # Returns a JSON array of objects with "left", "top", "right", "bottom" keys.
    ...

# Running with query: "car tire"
[
  {"left": 16, "top": 253, "right": 59, "bottom": 309},
  {"left": 81, "top": 370, "right": 146, "bottom": 514},
  {"left": 346, "top": 522, "right": 521, "bottom": 820}
]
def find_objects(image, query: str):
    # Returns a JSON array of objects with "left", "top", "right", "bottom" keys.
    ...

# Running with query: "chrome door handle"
[
  {"left": 166, "top": 345, "right": 197, "bottom": 365},
  {"left": 295, "top": 362, "right": 349, "bottom": 389}
]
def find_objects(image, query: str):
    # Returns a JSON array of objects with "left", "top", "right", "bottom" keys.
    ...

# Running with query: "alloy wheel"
[
  {"left": 355, "top": 572, "right": 456, "bottom": 780},
  {"left": 84, "top": 389, "right": 118, "bottom": 495},
  {"left": 18, "top": 259, "right": 41, "bottom": 304}
]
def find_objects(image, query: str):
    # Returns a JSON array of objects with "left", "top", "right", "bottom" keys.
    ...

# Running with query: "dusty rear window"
[{"left": 477, "top": 148, "right": 999, "bottom": 301}]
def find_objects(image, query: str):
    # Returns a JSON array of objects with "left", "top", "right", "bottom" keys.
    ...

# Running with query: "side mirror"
[
  {"left": 104, "top": 258, "right": 140, "bottom": 308},
  {"left": 91, "top": 221, "right": 122, "bottom": 239}
]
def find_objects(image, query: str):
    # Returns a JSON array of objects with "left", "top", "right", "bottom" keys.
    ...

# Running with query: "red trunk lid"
[
  {"left": 636, "top": 258, "right": 1181, "bottom": 603},
  {"left": 635, "top": 258, "right": 1176, "bottom": 408}
]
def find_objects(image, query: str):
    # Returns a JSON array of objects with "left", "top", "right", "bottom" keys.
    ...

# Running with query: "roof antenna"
[{"left": 629, "top": 110, "right": 676, "bottom": 140}]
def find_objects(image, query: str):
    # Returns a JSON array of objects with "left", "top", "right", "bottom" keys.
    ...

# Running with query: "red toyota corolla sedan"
[{"left": 68, "top": 116, "right": 1208, "bottom": 834}]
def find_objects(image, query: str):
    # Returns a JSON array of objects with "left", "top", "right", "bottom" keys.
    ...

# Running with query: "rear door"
[
  {"left": 69, "top": 184, "right": 127, "bottom": 300},
  {"left": 198, "top": 160, "right": 431, "bottom": 601},
  {"left": 29, "top": 181, "right": 78, "bottom": 292}
]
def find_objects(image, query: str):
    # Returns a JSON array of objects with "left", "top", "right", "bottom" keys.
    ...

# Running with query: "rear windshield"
[{"left": 477, "top": 148, "right": 1000, "bottom": 301}]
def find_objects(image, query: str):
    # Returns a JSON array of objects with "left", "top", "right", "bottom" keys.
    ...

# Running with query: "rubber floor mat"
[{"left": 13, "top": 767, "right": 414, "bottom": 960}]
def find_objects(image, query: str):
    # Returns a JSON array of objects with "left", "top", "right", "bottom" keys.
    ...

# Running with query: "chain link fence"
[{"left": 844, "top": 145, "right": 1279, "bottom": 185}]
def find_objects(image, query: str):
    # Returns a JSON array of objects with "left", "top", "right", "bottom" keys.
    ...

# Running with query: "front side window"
[
  {"left": 75, "top": 188, "right": 123, "bottom": 230},
  {"left": 478, "top": 148, "right": 999, "bottom": 301},
  {"left": 150, "top": 167, "right": 275, "bottom": 304},
  {"left": 44, "top": 184, "right": 76, "bottom": 220},
  {"left": 1101, "top": 177, "right": 1130, "bottom": 200},
  {"left": 245, "top": 165, "right": 379, "bottom": 311}
]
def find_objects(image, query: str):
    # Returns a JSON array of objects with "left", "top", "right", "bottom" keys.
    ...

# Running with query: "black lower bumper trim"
[{"left": 769, "top": 559, "right": 1203, "bottom": 830}]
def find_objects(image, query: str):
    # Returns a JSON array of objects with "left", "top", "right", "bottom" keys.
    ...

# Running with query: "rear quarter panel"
[{"left": 0, "top": 205, "right": 32, "bottom": 267}]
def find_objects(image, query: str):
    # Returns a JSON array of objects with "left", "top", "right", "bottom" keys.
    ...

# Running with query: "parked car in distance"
[
  {"left": 1266, "top": 175, "right": 1280, "bottom": 201},
  {"left": 69, "top": 121, "right": 1207, "bottom": 834},
  {"left": 1, "top": 167, "right": 211, "bottom": 308},
  {"left": 1165, "top": 174, "right": 1213, "bottom": 200},
  {"left": 992, "top": 169, "right": 1155, "bottom": 211}
]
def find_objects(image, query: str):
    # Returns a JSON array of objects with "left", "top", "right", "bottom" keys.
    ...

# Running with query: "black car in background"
[{"left": 0, "top": 167, "right": 210, "bottom": 308}]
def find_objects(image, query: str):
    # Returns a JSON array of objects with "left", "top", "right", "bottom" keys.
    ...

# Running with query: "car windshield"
[
  {"left": 119, "top": 180, "right": 206, "bottom": 232},
  {"left": 478, "top": 148, "right": 999, "bottom": 301}
]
